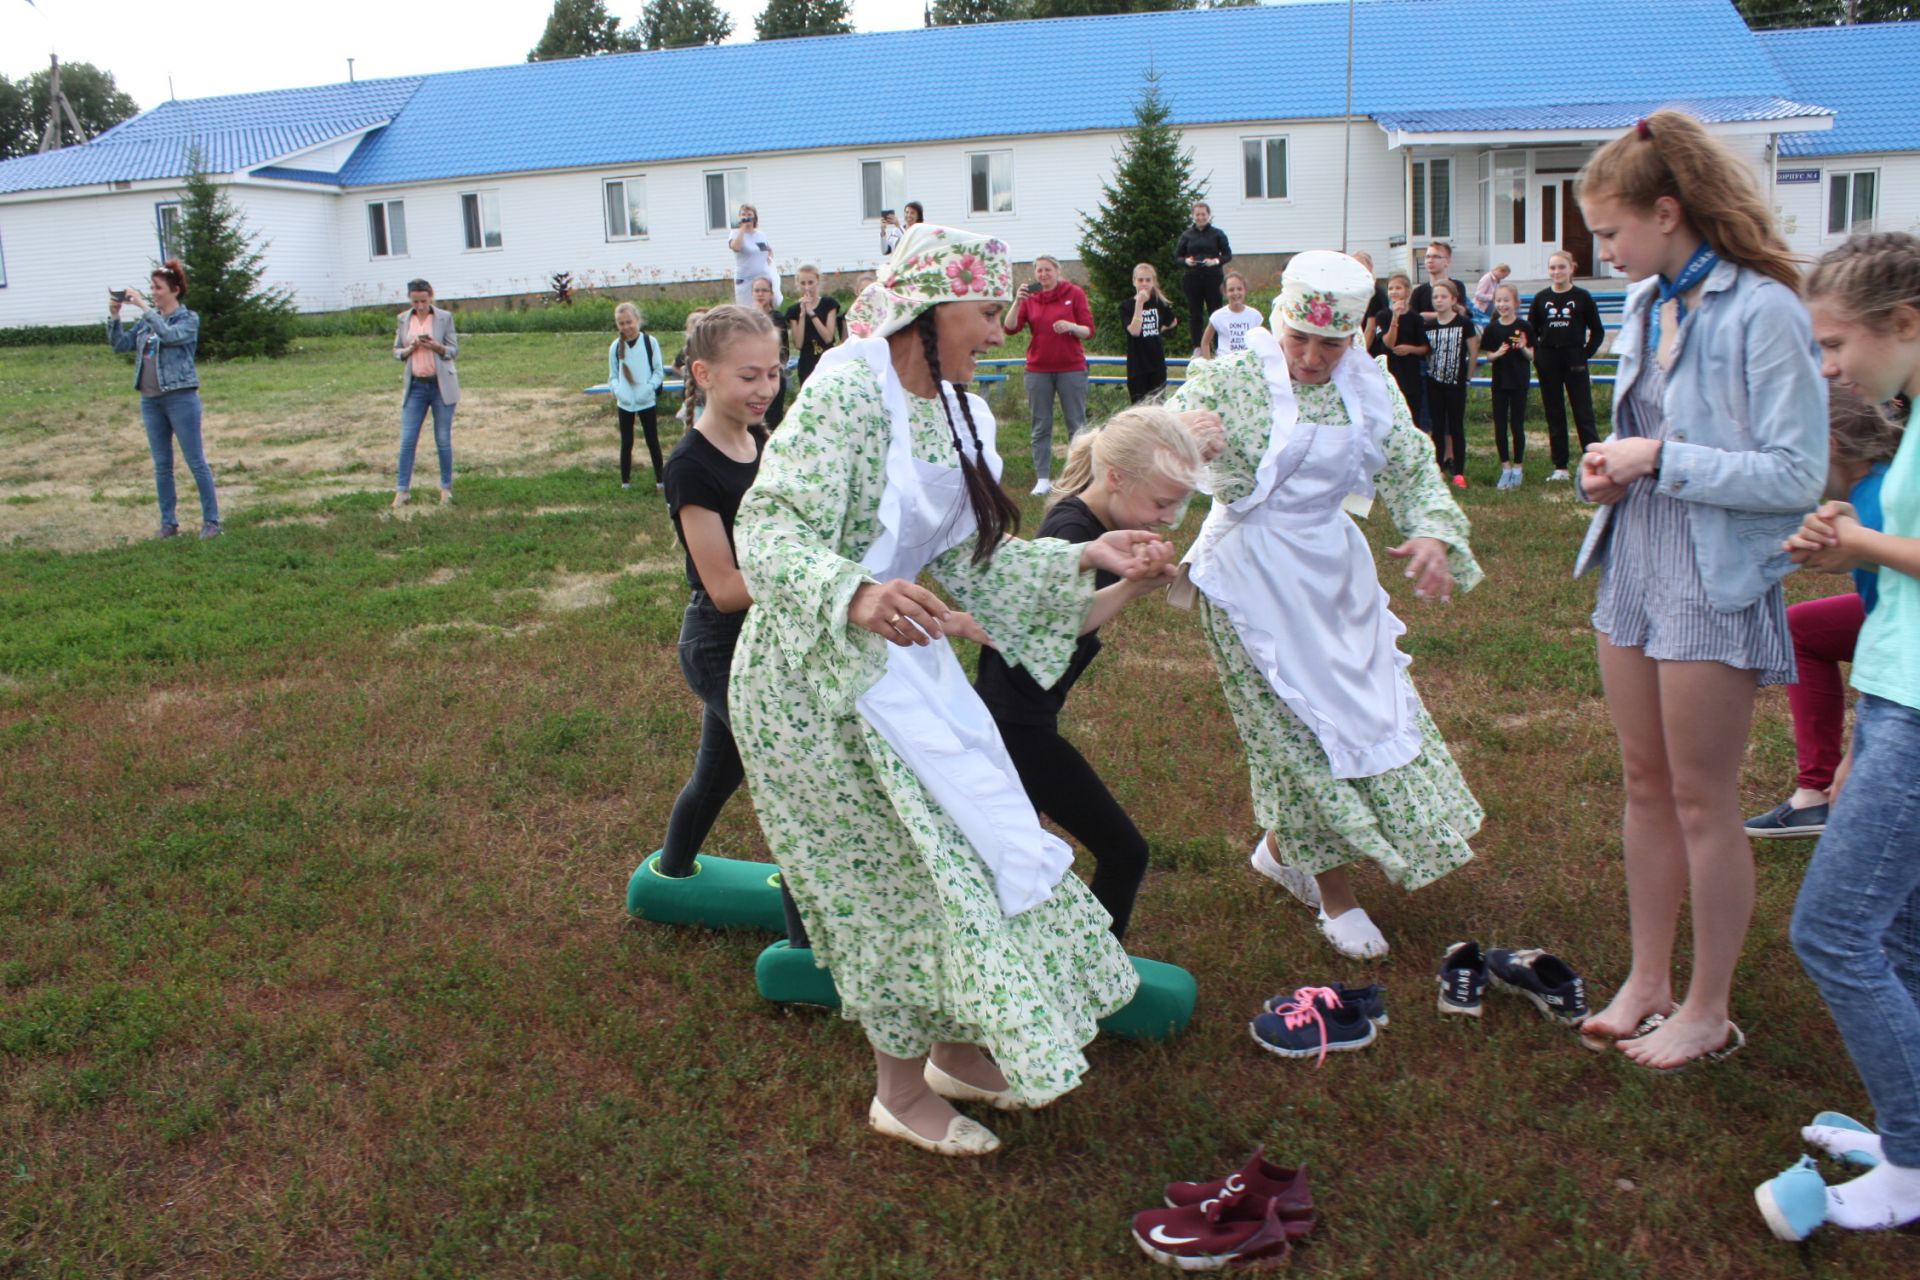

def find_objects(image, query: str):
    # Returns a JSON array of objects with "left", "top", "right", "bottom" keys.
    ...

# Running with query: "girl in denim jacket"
[{"left": 1572, "top": 111, "right": 1826, "bottom": 1073}]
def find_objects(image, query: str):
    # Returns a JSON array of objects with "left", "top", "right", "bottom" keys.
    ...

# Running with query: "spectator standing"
[
  {"left": 902, "top": 200, "right": 924, "bottom": 231},
  {"left": 1004, "top": 254, "right": 1094, "bottom": 495},
  {"left": 1478, "top": 283, "right": 1534, "bottom": 490},
  {"left": 879, "top": 209, "right": 902, "bottom": 256},
  {"left": 1200, "top": 272, "right": 1263, "bottom": 359},
  {"left": 729, "top": 204, "right": 781, "bottom": 309},
  {"left": 108, "top": 259, "right": 222, "bottom": 539},
  {"left": 1410, "top": 242, "right": 1478, "bottom": 432},
  {"left": 390, "top": 278, "right": 460, "bottom": 508},
  {"left": 1422, "top": 280, "right": 1477, "bottom": 488},
  {"left": 608, "top": 302, "right": 666, "bottom": 492},
  {"left": 1120, "top": 262, "right": 1179, "bottom": 403},
  {"left": 1355, "top": 250, "right": 1390, "bottom": 353},
  {"left": 1375, "top": 272, "right": 1427, "bottom": 411},
  {"left": 1530, "top": 249, "right": 1609, "bottom": 480},
  {"left": 1473, "top": 263, "right": 1511, "bottom": 316},
  {"left": 749, "top": 277, "right": 791, "bottom": 430},
  {"left": 785, "top": 264, "right": 841, "bottom": 386},
  {"left": 1175, "top": 201, "right": 1232, "bottom": 357}
]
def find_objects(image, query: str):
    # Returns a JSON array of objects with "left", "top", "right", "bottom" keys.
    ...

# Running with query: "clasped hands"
[
  {"left": 1579, "top": 438, "right": 1663, "bottom": 505},
  {"left": 850, "top": 530, "right": 1178, "bottom": 649},
  {"left": 1785, "top": 500, "right": 1867, "bottom": 574}
]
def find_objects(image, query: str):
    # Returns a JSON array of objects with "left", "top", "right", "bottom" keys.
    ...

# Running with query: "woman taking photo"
[
  {"left": 1175, "top": 201, "right": 1232, "bottom": 357},
  {"left": 392, "top": 278, "right": 460, "bottom": 507},
  {"left": 729, "top": 204, "right": 780, "bottom": 309},
  {"left": 1003, "top": 254, "right": 1093, "bottom": 495},
  {"left": 108, "top": 259, "right": 221, "bottom": 539}
]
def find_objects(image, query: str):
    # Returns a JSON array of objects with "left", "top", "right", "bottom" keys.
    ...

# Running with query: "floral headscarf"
[
  {"left": 1270, "top": 249, "right": 1374, "bottom": 339},
  {"left": 846, "top": 224, "right": 1014, "bottom": 340}
]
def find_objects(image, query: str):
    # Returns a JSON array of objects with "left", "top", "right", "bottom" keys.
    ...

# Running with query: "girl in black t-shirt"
[
  {"left": 1421, "top": 280, "right": 1477, "bottom": 486},
  {"left": 1477, "top": 283, "right": 1534, "bottom": 490},
  {"left": 634, "top": 305, "right": 783, "bottom": 916},
  {"left": 1120, "top": 263, "right": 1180, "bottom": 403},
  {"left": 749, "top": 277, "right": 791, "bottom": 430},
  {"left": 972, "top": 404, "right": 1216, "bottom": 938},
  {"left": 1373, "top": 272, "right": 1426, "bottom": 412}
]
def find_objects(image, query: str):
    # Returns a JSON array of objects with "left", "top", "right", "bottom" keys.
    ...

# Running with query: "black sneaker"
[
  {"left": 1486, "top": 948, "right": 1589, "bottom": 1026},
  {"left": 1437, "top": 941, "right": 1486, "bottom": 1018},
  {"left": 1265, "top": 981, "right": 1387, "bottom": 1028},
  {"left": 1745, "top": 801, "right": 1828, "bottom": 840}
]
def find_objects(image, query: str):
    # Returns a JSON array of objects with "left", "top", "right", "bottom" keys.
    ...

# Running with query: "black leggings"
[
  {"left": 1127, "top": 357, "right": 1168, "bottom": 405},
  {"left": 1492, "top": 386, "right": 1527, "bottom": 464},
  {"left": 1181, "top": 267, "right": 1224, "bottom": 351},
  {"left": 1424, "top": 378, "right": 1468, "bottom": 477},
  {"left": 658, "top": 596, "right": 745, "bottom": 876},
  {"left": 617, "top": 406, "right": 662, "bottom": 486},
  {"left": 1535, "top": 347, "right": 1598, "bottom": 470},
  {"left": 998, "top": 718, "right": 1150, "bottom": 939}
]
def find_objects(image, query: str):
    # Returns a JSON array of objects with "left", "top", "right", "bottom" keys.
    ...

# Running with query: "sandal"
[
  {"left": 1628, "top": 1020, "right": 1746, "bottom": 1075},
  {"left": 1578, "top": 1006, "right": 1673, "bottom": 1053}
]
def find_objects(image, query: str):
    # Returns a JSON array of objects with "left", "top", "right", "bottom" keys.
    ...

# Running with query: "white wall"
[{"left": 1773, "top": 152, "right": 1920, "bottom": 259}]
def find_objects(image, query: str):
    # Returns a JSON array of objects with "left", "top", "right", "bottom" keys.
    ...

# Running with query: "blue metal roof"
[
  {"left": 1374, "top": 95, "right": 1831, "bottom": 137},
  {"left": 1760, "top": 23, "right": 1920, "bottom": 157},
  {"left": 0, "top": 1, "right": 1826, "bottom": 195}
]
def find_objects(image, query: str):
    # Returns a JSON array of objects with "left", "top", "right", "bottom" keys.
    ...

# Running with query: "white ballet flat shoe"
[
  {"left": 868, "top": 1097, "right": 1002, "bottom": 1156},
  {"left": 1251, "top": 835, "right": 1322, "bottom": 910},
  {"left": 924, "top": 1059, "right": 1028, "bottom": 1112},
  {"left": 1318, "top": 907, "right": 1389, "bottom": 960}
]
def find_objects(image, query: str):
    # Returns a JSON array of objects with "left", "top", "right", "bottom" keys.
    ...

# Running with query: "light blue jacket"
[
  {"left": 608, "top": 333, "right": 665, "bottom": 412},
  {"left": 107, "top": 305, "right": 200, "bottom": 393},
  {"left": 1575, "top": 260, "right": 1827, "bottom": 613}
]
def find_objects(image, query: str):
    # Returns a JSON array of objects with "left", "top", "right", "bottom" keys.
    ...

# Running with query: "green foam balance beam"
[
  {"left": 755, "top": 941, "right": 843, "bottom": 1010},
  {"left": 625, "top": 851, "right": 787, "bottom": 933}
]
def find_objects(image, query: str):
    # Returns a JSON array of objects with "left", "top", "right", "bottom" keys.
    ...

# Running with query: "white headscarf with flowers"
[
  {"left": 846, "top": 224, "right": 1014, "bottom": 340},
  {"left": 1270, "top": 249, "right": 1375, "bottom": 339}
]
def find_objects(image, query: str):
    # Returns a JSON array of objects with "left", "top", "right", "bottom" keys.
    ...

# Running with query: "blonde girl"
[
  {"left": 1122, "top": 263, "right": 1180, "bottom": 402},
  {"left": 1572, "top": 111, "right": 1827, "bottom": 1072},
  {"left": 671, "top": 308, "right": 709, "bottom": 425},
  {"left": 609, "top": 302, "right": 666, "bottom": 491}
]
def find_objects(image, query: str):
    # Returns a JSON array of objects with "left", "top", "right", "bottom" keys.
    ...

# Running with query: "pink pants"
[{"left": 1786, "top": 592, "right": 1866, "bottom": 792}]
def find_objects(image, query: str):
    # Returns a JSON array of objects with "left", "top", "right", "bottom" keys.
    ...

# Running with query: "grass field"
[{"left": 2, "top": 336, "right": 1916, "bottom": 1279}]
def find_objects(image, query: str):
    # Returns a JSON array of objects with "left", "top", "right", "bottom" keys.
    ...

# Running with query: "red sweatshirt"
[{"left": 1010, "top": 282, "right": 1093, "bottom": 373}]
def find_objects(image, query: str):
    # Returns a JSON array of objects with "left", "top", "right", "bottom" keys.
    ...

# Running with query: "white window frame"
[
  {"left": 861, "top": 157, "right": 906, "bottom": 222},
  {"left": 1411, "top": 157, "right": 1452, "bottom": 240},
  {"left": 155, "top": 201, "right": 183, "bottom": 262},
  {"left": 1828, "top": 169, "right": 1878, "bottom": 237},
  {"left": 968, "top": 150, "right": 1014, "bottom": 217},
  {"left": 704, "top": 169, "right": 749, "bottom": 234},
  {"left": 1241, "top": 135, "right": 1290, "bottom": 202},
  {"left": 460, "top": 190, "right": 503, "bottom": 252},
  {"left": 367, "top": 199, "right": 408, "bottom": 259},
  {"left": 603, "top": 176, "right": 649, "bottom": 241},
  {"left": 0, "top": 228, "right": 7, "bottom": 288}
]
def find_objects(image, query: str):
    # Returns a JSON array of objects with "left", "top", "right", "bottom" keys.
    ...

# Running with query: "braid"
[
  {"left": 915, "top": 310, "right": 1020, "bottom": 564},
  {"left": 1808, "top": 232, "right": 1920, "bottom": 326}
]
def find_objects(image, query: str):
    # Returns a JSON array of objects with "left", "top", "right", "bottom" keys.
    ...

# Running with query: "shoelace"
[{"left": 1271, "top": 986, "right": 1344, "bottom": 1068}]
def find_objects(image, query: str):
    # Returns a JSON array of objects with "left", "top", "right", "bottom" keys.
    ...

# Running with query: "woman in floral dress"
[
  {"left": 1169, "top": 250, "right": 1484, "bottom": 960},
  {"left": 730, "top": 225, "right": 1175, "bottom": 1156}
]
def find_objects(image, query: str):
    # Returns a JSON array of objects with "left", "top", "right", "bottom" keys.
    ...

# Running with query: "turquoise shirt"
[{"left": 1852, "top": 406, "right": 1920, "bottom": 711}]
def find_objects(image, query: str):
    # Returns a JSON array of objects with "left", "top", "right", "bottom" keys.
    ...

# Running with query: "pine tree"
[
  {"left": 755, "top": 0, "right": 854, "bottom": 41},
  {"left": 1077, "top": 72, "right": 1204, "bottom": 353},
  {"left": 926, "top": 0, "right": 1021, "bottom": 22},
  {"left": 176, "top": 151, "right": 298, "bottom": 360},
  {"left": 640, "top": 0, "right": 734, "bottom": 47},
  {"left": 528, "top": 0, "right": 638, "bottom": 61}
]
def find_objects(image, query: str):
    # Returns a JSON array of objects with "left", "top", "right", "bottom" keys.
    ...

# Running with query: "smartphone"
[{"left": 110, "top": 289, "right": 128, "bottom": 302}]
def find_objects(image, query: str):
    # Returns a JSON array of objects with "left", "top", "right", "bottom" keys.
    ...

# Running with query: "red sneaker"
[
  {"left": 1163, "top": 1146, "right": 1313, "bottom": 1217},
  {"left": 1132, "top": 1184, "right": 1311, "bottom": 1271},
  {"left": 1452, "top": 473, "right": 1468, "bottom": 490}
]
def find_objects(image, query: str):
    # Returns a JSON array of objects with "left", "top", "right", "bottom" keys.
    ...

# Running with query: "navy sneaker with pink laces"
[{"left": 1249, "top": 986, "right": 1377, "bottom": 1063}]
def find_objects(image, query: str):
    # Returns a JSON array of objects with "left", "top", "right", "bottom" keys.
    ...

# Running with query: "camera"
[{"left": 109, "top": 289, "right": 128, "bottom": 302}]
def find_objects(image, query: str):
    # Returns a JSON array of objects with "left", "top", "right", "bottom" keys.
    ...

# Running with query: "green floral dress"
[
  {"left": 730, "top": 358, "right": 1137, "bottom": 1107},
  {"left": 1170, "top": 351, "right": 1486, "bottom": 889}
]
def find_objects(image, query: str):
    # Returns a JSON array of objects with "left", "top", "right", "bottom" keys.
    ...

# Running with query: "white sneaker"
[
  {"left": 1250, "top": 835, "right": 1322, "bottom": 910},
  {"left": 1548, "top": 469, "right": 1570, "bottom": 482},
  {"left": 1030, "top": 478, "right": 1052, "bottom": 496}
]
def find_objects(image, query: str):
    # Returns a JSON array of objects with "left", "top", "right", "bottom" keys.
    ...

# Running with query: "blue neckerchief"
[{"left": 1647, "top": 241, "right": 1717, "bottom": 354}]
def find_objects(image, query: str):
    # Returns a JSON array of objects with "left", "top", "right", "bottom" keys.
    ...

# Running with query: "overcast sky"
[{"left": 1, "top": 1, "right": 926, "bottom": 111}]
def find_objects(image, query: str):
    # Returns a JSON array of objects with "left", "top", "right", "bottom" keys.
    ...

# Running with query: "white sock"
[
  {"left": 1824, "top": 1160, "right": 1920, "bottom": 1230},
  {"left": 1318, "top": 907, "right": 1388, "bottom": 959},
  {"left": 1804, "top": 1124, "right": 1883, "bottom": 1165}
]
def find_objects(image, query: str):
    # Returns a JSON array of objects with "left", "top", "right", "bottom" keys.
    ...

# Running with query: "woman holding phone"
[
  {"left": 108, "top": 259, "right": 222, "bottom": 539},
  {"left": 730, "top": 204, "right": 780, "bottom": 309},
  {"left": 1003, "top": 255, "right": 1093, "bottom": 495}
]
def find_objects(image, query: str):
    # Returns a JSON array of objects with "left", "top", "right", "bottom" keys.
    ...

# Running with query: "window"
[
  {"left": 155, "top": 202, "right": 183, "bottom": 261},
  {"left": 461, "top": 191, "right": 502, "bottom": 251},
  {"left": 367, "top": 199, "right": 408, "bottom": 258},
  {"left": 861, "top": 157, "right": 905, "bottom": 221},
  {"left": 1828, "top": 170, "right": 1878, "bottom": 236},
  {"left": 1241, "top": 136, "right": 1289, "bottom": 201},
  {"left": 704, "top": 169, "right": 748, "bottom": 233},
  {"left": 969, "top": 151, "right": 1013, "bottom": 215},
  {"left": 1491, "top": 154, "right": 1526, "bottom": 246},
  {"left": 604, "top": 177, "right": 648, "bottom": 240},
  {"left": 1412, "top": 158, "right": 1451, "bottom": 239}
]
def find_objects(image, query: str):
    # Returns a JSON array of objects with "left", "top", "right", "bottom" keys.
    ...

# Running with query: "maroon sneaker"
[
  {"left": 1163, "top": 1146, "right": 1314, "bottom": 1217},
  {"left": 1132, "top": 1184, "right": 1311, "bottom": 1271}
]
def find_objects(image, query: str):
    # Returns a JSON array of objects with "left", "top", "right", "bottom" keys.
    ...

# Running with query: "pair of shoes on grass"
[
  {"left": 1249, "top": 835, "right": 1389, "bottom": 961},
  {"left": 1249, "top": 984, "right": 1385, "bottom": 1063},
  {"left": 1133, "top": 1147, "right": 1318, "bottom": 1270},
  {"left": 1756, "top": 1114, "right": 1920, "bottom": 1241},
  {"left": 1437, "top": 942, "right": 1589, "bottom": 1026},
  {"left": 1496, "top": 465, "right": 1525, "bottom": 490}
]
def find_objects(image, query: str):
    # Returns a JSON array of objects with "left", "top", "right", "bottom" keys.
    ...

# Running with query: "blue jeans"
[
  {"left": 139, "top": 390, "right": 219, "bottom": 528},
  {"left": 398, "top": 377, "right": 455, "bottom": 492},
  {"left": 1791, "top": 693, "right": 1920, "bottom": 1167}
]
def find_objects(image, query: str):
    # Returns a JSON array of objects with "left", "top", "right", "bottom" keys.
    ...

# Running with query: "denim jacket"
[
  {"left": 1574, "top": 261, "right": 1827, "bottom": 613},
  {"left": 107, "top": 305, "right": 201, "bottom": 393}
]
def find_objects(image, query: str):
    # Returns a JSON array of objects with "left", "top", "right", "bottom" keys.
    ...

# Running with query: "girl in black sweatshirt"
[{"left": 1526, "top": 249, "right": 1607, "bottom": 479}]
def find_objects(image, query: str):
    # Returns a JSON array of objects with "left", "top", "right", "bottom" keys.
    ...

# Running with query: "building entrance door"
[{"left": 1537, "top": 178, "right": 1594, "bottom": 275}]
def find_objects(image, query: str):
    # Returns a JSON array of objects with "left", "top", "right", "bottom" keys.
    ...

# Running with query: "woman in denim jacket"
[
  {"left": 1572, "top": 112, "right": 1826, "bottom": 1073},
  {"left": 108, "top": 258, "right": 221, "bottom": 539}
]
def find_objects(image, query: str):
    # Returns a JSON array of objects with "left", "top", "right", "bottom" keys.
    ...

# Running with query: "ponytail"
[
  {"left": 1581, "top": 110, "right": 1800, "bottom": 291},
  {"left": 915, "top": 309, "right": 1020, "bottom": 564}
]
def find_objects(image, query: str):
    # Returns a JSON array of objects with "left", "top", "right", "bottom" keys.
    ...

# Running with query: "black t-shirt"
[
  {"left": 1422, "top": 313, "right": 1476, "bottom": 386},
  {"left": 663, "top": 425, "right": 767, "bottom": 593},
  {"left": 1527, "top": 285, "right": 1606, "bottom": 357},
  {"left": 1365, "top": 285, "right": 1390, "bottom": 351},
  {"left": 1411, "top": 278, "right": 1471, "bottom": 320},
  {"left": 1372, "top": 305, "right": 1425, "bottom": 385},
  {"left": 785, "top": 296, "right": 841, "bottom": 361},
  {"left": 1478, "top": 318, "right": 1534, "bottom": 390},
  {"left": 1120, "top": 296, "right": 1178, "bottom": 368},
  {"left": 973, "top": 496, "right": 1114, "bottom": 727}
]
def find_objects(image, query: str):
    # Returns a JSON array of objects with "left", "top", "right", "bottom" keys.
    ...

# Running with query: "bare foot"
[
  {"left": 929, "top": 1043, "right": 1009, "bottom": 1094},
  {"left": 1618, "top": 1009, "right": 1734, "bottom": 1070},
  {"left": 1580, "top": 982, "right": 1674, "bottom": 1044}
]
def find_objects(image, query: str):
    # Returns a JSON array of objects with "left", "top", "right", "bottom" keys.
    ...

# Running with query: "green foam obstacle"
[
  {"left": 755, "top": 940, "right": 844, "bottom": 1009},
  {"left": 625, "top": 851, "right": 787, "bottom": 933}
]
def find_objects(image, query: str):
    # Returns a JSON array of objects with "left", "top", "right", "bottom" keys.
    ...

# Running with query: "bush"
[{"left": 0, "top": 323, "right": 99, "bottom": 347}]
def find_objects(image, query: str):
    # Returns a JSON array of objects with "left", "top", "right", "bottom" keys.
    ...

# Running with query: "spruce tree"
[
  {"left": 1076, "top": 72, "right": 1205, "bottom": 353},
  {"left": 176, "top": 151, "right": 298, "bottom": 360},
  {"left": 755, "top": 0, "right": 853, "bottom": 40},
  {"left": 640, "top": 0, "right": 734, "bottom": 47}
]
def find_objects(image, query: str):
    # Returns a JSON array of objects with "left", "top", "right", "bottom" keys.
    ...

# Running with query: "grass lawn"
[{"left": 2, "top": 336, "right": 1915, "bottom": 1278}]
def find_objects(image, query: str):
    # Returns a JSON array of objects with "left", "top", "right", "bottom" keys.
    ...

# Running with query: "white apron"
[
  {"left": 817, "top": 339, "right": 1076, "bottom": 918},
  {"left": 1186, "top": 330, "right": 1420, "bottom": 780}
]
